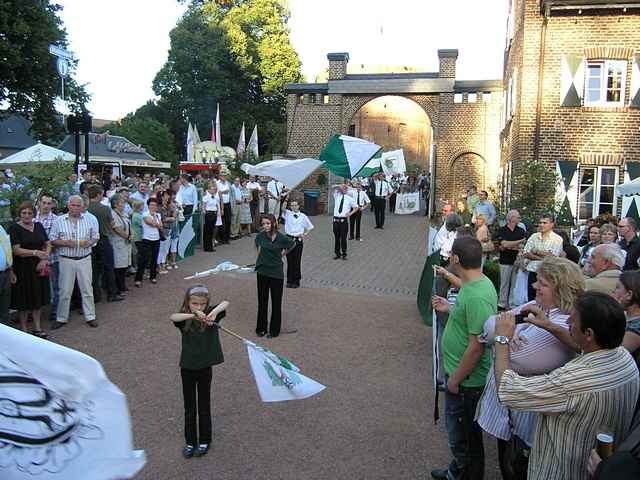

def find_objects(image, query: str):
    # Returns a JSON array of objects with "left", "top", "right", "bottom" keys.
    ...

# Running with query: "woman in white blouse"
[
  {"left": 476, "top": 256, "right": 584, "bottom": 480},
  {"left": 134, "top": 198, "right": 163, "bottom": 287},
  {"left": 202, "top": 181, "right": 221, "bottom": 252}
]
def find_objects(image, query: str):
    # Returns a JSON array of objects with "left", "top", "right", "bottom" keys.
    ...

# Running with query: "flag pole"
[{"left": 212, "top": 322, "right": 247, "bottom": 343}]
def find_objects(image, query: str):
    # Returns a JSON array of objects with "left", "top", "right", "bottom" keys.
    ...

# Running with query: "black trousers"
[
  {"left": 333, "top": 218, "right": 348, "bottom": 257},
  {"left": 221, "top": 203, "right": 231, "bottom": 242},
  {"left": 373, "top": 197, "right": 386, "bottom": 228},
  {"left": 135, "top": 239, "right": 160, "bottom": 281},
  {"left": 114, "top": 267, "right": 127, "bottom": 293},
  {"left": 349, "top": 210, "right": 362, "bottom": 239},
  {"left": 256, "top": 273, "right": 284, "bottom": 336},
  {"left": 183, "top": 205, "right": 194, "bottom": 217},
  {"left": 203, "top": 212, "right": 218, "bottom": 251},
  {"left": 527, "top": 271, "right": 537, "bottom": 302},
  {"left": 389, "top": 193, "right": 397, "bottom": 213},
  {"left": 181, "top": 366, "right": 212, "bottom": 446},
  {"left": 250, "top": 202, "right": 259, "bottom": 232},
  {"left": 286, "top": 238, "right": 303, "bottom": 285},
  {"left": 91, "top": 237, "right": 118, "bottom": 301}
]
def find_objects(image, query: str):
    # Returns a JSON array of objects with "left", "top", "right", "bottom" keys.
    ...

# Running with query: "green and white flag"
[
  {"left": 177, "top": 217, "right": 196, "bottom": 260},
  {"left": 357, "top": 150, "right": 382, "bottom": 178},
  {"left": 244, "top": 340, "right": 326, "bottom": 402},
  {"left": 319, "top": 135, "right": 381, "bottom": 179}
]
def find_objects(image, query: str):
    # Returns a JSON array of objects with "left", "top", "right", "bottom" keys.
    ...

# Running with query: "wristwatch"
[{"left": 495, "top": 335, "right": 510, "bottom": 345}]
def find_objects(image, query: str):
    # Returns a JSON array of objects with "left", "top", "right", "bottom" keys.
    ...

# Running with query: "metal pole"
[
  {"left": 84, "top": 133, "right": 90, "bottom": 164},
  {"left": 74, "top": 131, "right": 80, "bottom": 175}
]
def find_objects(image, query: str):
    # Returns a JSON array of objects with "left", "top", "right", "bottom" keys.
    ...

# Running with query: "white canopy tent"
[
  {"left": 0, "top": 143, "right": 75, "bottom": 167},
  {"left": 615, "top": 177, "right": 640, "bottom": 198}
]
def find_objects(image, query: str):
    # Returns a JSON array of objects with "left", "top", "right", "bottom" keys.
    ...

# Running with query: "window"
[
  {"left": 297, "top": 94, "right": 304, "bottom": 104},
  {"left": 585, "top": 60, "right": 627, "bottom": 106},
  {"left": 468, "top": 92, "right": 477, "bottom": 103},
  {"left": 454, "top": 93, "right": 463, "bottom": 104},
  {"left": 483, "top": 92, "right": 492, "bottom": 103},
  {"left": 348, "top": 124, "right": 356, "bottom": 137},
  {"left": 578, "top": 166, "right": 619, "bottom": 221},
  {"left": 323, "top": 95, "right": 330, "bottom": 104}
]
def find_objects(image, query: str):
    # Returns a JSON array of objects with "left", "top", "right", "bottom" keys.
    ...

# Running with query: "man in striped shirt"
[
  {"left": 493, "top": 291, "right": 639, "bottom": 480},
  {"left": 49, "top": 195, "right": 100, "bottom": 329}
]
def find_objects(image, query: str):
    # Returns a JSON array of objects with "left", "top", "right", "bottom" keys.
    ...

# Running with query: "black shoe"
[
  {"left": 87, "top": 320, "right": 99, "bottom": 328},
  {"left": 341, "top": 255, "right": 347, "bottom": 260},
  {"left": 194, "top": 443, "right": 210, "bottom": 457},
  {"left": 292, "top": 284, "right": 300, "bottom": 288},
  {"left": 50, "top": 321, "right": 65, "bottom": 330},
  {"left": 286, "top": 283, "right": 293, "bottom": 288},
  {"left": 183, "top": 445, "right": 195, "bottom": 459},
  {"left": 430, "top": 469, "right": 448, "bottom": 479},
  {"left": 256, "top": 331, "right": 266, "bottom": 337},
  {"left": 266, "top": 333, "right": 279, "bottom": 339},
  {"left": 333, "top": 255, "right": 341, "bottom": 260},
  {"left": 107, "top": 295, "right": 125, "bottom": 302}
]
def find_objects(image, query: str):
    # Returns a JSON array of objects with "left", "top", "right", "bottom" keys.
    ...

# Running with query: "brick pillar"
[
  {"left": 327, "top": 52, "right": 349, "bottom": 80},
  {"left": 438, "top": 49, "right": 458, "bottom": 79}
]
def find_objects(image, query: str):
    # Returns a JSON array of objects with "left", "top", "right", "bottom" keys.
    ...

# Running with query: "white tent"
[
  {"left": 615, "top": 177, "right": 640, "bottom": 197},
  {"left": 0, "top": 143, "right": 75, "bottom": 167}
]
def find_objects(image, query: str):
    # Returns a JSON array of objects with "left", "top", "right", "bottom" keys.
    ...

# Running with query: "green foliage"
[
  {"left": 0, "top": 0, "right": 90, "bottom": 143},
  {"left": 142, "top": 0, "right": 301, "bottom": 162},
  {"left": 97, "top": 117, "right": 178, "bottom": 169},
  {"left": 0, "top": 159, "right": 73, "bottom": 220},
  {"left": 509, "top": 159, "right": 561, "bottom": 228}
]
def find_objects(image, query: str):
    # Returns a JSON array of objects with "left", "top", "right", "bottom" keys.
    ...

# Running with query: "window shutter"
[
  {"left": 560, "top": 54, "right": 586, "bottom": 107},
  {"left": 556, "top": 160, "right": 579, "bottom": 225},
  {"left": 631, "top": 53, "right": 640, "bottom": 107}
]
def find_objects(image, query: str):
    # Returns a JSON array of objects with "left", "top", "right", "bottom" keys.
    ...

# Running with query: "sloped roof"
[
  {"left": 0, "top": 114, "right": 37, "bottom": 150},
  {"left": 58, "top": 133, "right": 156, "bottom": 161}
]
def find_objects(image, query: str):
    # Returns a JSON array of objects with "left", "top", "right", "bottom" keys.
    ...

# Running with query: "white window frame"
[
  {"left": 577, "top": 166, "right": 619, "bottom": 221},
  {"left": 584, "top": 60, "right": 627, "bottom": 107},
  {"left": 468, "top": 92, "right": 477, "bottom": 103},
  {"left": 454, "top": 93, "right": 463, "bottom": 104}
]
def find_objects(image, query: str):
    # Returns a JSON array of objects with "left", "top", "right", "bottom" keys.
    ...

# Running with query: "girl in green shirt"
[{"left": 170, "top": 285, "right": 229, "bottom": 459}]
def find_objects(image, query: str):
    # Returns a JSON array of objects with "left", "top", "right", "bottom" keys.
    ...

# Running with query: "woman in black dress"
[{"left": 9, "top": 201, "right": 51, "bottom": 337}]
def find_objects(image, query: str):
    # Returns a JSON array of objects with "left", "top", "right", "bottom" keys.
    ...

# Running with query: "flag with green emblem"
[{"left": 319, "top": 135, "right": 381, "bottom": 179}]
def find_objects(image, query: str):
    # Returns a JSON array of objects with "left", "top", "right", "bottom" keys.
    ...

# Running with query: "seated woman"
[{"left": 476, "top": 256, "right": 585, "bottom": 480}]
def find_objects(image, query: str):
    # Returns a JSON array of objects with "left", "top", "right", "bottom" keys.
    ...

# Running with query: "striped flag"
[{"left": 320, "top": 135, "right": 381, "bottom": 179}]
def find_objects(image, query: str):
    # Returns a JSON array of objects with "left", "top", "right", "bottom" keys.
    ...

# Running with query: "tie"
[
  {"left": 338, "top": 195, "right": 344, "bottom": 214},
  {"left": 357, "top": 192, "right": 361, "bottom": 206},
  {"left": 378, "top": 182, "right": 382, "bottom": 196},
  {"left": 275, "top": 183, "right": 279, "bottom": 197}
]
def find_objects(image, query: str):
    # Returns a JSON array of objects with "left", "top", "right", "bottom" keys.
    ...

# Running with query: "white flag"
[
  {"left": 244, "top": 340, "right": 325, "bottom": 402},
  {"left": 0, "top": 325, "right": 145, "bottom": 479},
  {"left": 177, "top": 216, "right": 195, "bottom": 259},
  {"left": 381, "top": 149, "right": 406, "bottom": 175},
  {"left": 215, "top": 104, "right": 221, "bottom": 147},
  {"left": 236, "top": 122, "right": 246, "bottom": 156},
  {"left": 186, "top": 122, "right": 194, "bottom": 162},
  {"left": 241, "top": 158, "right": 322, "bottom": 190},
  {"left": 247, "top": 125, "right": 259, "bottom": 159},
  {"left": 192, "top": 123, "right": 201, "bottom": 145}
]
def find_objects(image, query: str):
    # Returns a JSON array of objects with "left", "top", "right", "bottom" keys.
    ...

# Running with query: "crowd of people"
[{"left": 430, "top": 185, "right": 640, "bottom": 479}]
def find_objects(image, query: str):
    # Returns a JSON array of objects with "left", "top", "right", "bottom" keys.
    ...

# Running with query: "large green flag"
[
  {"left": 319, "top": 135, "right": 381, "bottom": 179},
  {"left": 417, "top": 249, "right": 441, "bottom": 326},
  {"left": 358, "top": 150, "right": 382, "bottom": 177}
]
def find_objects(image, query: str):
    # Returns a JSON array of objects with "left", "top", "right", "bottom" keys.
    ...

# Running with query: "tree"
[
  {"left": 509, "top": 159, "right": 562, "bottom": 228},
  {"left": 97, "top": 117, "right": 178, "bottom": 169},
  {"left": 149, "top": 0, "right": 301, "bottom": 161},
  {"left": 0, "top": 0, "right": 89, "bottom": 143}
]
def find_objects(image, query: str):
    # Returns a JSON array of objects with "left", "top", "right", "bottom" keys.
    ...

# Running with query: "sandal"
[{"left": 32, "top": 330, "right": 49, "bottom": 339}]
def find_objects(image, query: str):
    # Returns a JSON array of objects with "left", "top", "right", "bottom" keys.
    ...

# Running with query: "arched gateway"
[{"left": 285, "top": 50, "right": 503, "bottom": 213}]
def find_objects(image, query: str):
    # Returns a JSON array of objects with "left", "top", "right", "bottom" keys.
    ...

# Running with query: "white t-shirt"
[
  {"left": 333, "top": 192, "right": 358, "bottom": 218},
  {"left": 349, "top": 189, "right": 370, "bottom": 207},
  {"left": 267, "top": 180, "right": 285, "bottom": 199},
  {"left": 216, "top": 180, "right": 231, "bottom": 204},
  {"left": 283, "top": 210, "right": 314, "bottom": 237},
  {"left": 202, "top": 192, "right": 220, "bottom": 212},
  {"left": 373, "top": 180, "right": 391, "bottom": 197},
  {"left": 142, "top": 213, "right": 161, "bottom": 241}
]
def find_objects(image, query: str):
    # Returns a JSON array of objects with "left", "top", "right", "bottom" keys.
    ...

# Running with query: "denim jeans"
[{"left": 444, "top": 379, "right": 485, "bottom": 480}]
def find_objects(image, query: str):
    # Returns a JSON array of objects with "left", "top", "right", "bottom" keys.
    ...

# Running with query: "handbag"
[{"left": 501, "top": 411, "right": 530, "bottom": 479}]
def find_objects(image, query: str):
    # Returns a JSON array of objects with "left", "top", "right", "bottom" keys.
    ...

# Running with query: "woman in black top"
[
  {"left": 254, "top": 214, "right": 294, "bottom": 338},
  {"left": 9, "top": 201, "right": 51, "bottom": 337}
]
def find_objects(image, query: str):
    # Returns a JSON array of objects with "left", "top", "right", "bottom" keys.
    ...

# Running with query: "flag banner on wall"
[
  {"left": 244, "top": 340, "right": 326, "bottom": 402},
  {"left": 381, "top": 149, "right": 406, "bottom": 175},
  {"left": 241, "top": 158, "right": 322, "bottom": 189},
  {"left": 319, "top": 135, "right": 381, "bottom": 179},
  {"left": 177, "top": 216, "right": 196, "bottom": 260},
  {"left": 395, "top": 192, "right": 420, "bottom": 214},
  {"left": 0, "top": 325, "right": 145, "bottom": 480}
]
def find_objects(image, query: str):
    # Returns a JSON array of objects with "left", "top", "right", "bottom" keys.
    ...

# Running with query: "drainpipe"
[{"left": 532, "top": 5, "right": 550, "bottom": 162}]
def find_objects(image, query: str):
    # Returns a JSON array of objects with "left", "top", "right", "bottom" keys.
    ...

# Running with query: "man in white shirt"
[
  {"left": 177, "top": 174, "right": 198, "bottom": 216},
  {"left": 266, "top": 177, "right": 287, "bottom": 220},
  {"left": 332, "top": 184, "right": 359, "bottom": 260},
  {"left": 372, "top": 172, "right": 391, "bottom": 229},
  {"left": 348, "top": 182, "right": 370, "bottom": 241},
  {"left": 522, "top": 213, "right": 563, "bottom": 301},
  {"left": 129, "top": 182, "right": 149, "bottom": 209},
  {"left": 282, "top": 199, "right": 314, "bottom": 288},
  {"left": 246, "top": 175, "right": 262, "bottom": 232},
  {"left": 216, "top": 174, "right": 232, "bottom": 244}
]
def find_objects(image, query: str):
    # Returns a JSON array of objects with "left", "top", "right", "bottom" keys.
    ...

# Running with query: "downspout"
[{"left": 532, "top": 5, "right": 550, "bottom": 162}]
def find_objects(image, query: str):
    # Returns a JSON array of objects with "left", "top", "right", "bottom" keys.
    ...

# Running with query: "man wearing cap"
[
  {"left": 332, "top": 184, "right": 359, "bottom": 260},
  {"left": 348, "top": 182, "right": 370, "bottom": 241}
]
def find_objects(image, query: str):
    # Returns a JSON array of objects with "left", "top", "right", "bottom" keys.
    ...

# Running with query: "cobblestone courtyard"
[{"left": 48, "top": 210, "right": 499, "bottom": 479}]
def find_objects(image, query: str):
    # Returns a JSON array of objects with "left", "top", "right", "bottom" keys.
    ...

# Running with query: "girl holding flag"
[{"left": 170, "top": 285, "right": 229, "bottom": 459}]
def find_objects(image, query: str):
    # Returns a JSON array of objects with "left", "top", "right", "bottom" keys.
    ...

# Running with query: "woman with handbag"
[
  {"left": 9, "top": 201, "right": 51, "bottom": 337},
  {"left": 476, "top": 257, "right": 585, "bottom": 480}
]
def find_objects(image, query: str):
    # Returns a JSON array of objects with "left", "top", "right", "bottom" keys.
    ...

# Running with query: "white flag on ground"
[
  {"left": 247, "top": 125, "right": 259, "bottom": 159},
  {"left": 0, "top": 325, "right": 145, "bottom": 479},
  {"left": 244, "top": 340, "right": 326, "bottom": 402}
]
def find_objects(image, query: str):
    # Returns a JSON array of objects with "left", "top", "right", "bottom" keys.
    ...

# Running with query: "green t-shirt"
[
  {"left": 88, "top": 202, "right": 113, "bottom": 237},
  {"left": 174, "top": 305, "right": 225, "bottom": 370},
  {"left": 255, "top": 232, "right": 295, "bottom": 279},
  {"left": 131, "top": 212, "right": 143, "bottom": 242},
  {"left": 442, "top": 276, "right": 497, "bottom": 388}
]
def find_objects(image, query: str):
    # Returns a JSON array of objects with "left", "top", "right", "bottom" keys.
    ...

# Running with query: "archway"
[
  {"left": 450, "top": 153, "right": 486, "bottom": 201},
  {"left": 348, "top": 95, "right": 432, "bottom": 171}
]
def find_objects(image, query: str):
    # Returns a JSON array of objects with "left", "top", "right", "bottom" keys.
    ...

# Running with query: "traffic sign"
[
  {"left": 48, "top": 44, "right": 74, "bottom": 60},
  {"left": 56, "top": 57, "right": 69, "bottom": 77}
]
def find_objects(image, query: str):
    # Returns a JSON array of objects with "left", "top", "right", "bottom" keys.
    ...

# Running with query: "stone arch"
[{"left": 448, "top": 151, "right": 487, "bottom": 201}]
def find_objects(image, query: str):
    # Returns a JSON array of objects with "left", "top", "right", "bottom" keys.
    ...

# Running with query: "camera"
[{"left": 514, "top": 312, "right": 528, "bottom": 324}]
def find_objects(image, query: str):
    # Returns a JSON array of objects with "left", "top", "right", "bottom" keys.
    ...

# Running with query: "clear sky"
[{"left": 57, "top": 0, "right": 508, "bottom": 120}]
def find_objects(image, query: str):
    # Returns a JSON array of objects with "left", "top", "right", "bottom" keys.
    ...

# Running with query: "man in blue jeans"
[{"left": 431, "top": 236, "right": 497, "bottom": 479}]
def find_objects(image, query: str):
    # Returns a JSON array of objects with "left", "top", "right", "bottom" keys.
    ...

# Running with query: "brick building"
[
  {"left": 285, "top": 51, "right": 503, "bottom": 212},
  {"left": 501, "top": 0, "right": 640, "bottom": 224}
]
